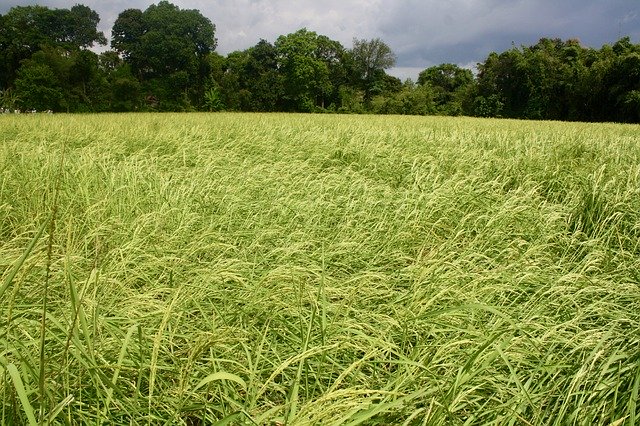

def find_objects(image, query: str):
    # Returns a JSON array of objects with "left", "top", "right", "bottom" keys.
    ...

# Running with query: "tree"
[
  {"left": 473, "top": 37, "right": 640, "bottom": 122},
  {"left": 600, "top": 38, "right": 640, "bottom": 122},
  {"left": 475, "top": 48, "right": 528, "bottom": 118},
  {"left": 60, "top": 5, "right": 107, "bottom": 49},
  {"left": 216, "top": 50, "right": 248, "bottom": 110},
  {"left": 112, "top": 3, "right": 216, "bottom": 78},
  {"left": 418, "top": 64, "right": 473, "bottom": 93},
  {"left": 203, "top": 86, "right": 223, "bottom": 111},
  {"left": 111, "top": 1, "right": 217, "bottom": 109},
  {"left": 242, "top": 40, "right": 284, "bottom": 111},
  {"left": 515, "top": 38, "right": 589, "bottom": 120},
  {"left": 67, "top": 49, "right": 110, "bottom": 111},
  {"left": 418, "top": 63, "right": 474, "bottom": 115},
  {"left": 0, "top": 4, "right": 106, "bottom": 89},
  {"left": 275, "top": 29, "right": 345, "bottom": 111},
  {"left": 110, "top": 9, "right": 145, "bottom": 67},
  {"left": 371, "top": 80, "right": 436, "bottom": 115},
  {"left": 14, "top": 62, "right": 64, "bottom": 111},
  {"left": 350, "top": 38, "right": 397, "bottom": 102},
  {"left": 109, "top": 65, "right": 141, "bottom": 112},
  {"left": 11, "top": 45, "right": 110, "bottom": 112}
]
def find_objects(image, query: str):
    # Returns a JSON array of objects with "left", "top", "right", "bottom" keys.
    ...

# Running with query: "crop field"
[{"left": 1, "top": 112, "right": 639, "bottom": 425}]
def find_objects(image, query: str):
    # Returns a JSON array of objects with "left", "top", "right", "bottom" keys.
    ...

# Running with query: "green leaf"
[
  {"left": 0, "top": 219, "right": 48, "bottom": 301},
  {"left": 5, "top": 363, "right": 38, "bottom": 426},
  {"left": 193, "top": 372, "right": 247, "bottom": 393}
]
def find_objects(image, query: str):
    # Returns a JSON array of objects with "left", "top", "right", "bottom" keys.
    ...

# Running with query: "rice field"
[{"left": 1, "top": 112, "right": 639, "bottom": 425}]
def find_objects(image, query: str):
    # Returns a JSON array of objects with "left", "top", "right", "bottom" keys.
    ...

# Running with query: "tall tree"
[
  {"left": 418, "top": 63, "right": 474, "bottom": 115},
  {"left": 110, "top": 9, "right": 145, "bottom": 67},
  {"left": 61, "top": 5, "right": 108, "bottom": 49},
  {"left": 12, "top": 46, "right": 109, "bottom": 112},
  {"left": 474, "top": 37, "right": 640, "bottom": 122},
  {"left": 517, "top": 38, "right": 587, "bottom": 120},
  {"left": 0, "top": 4, "right": 106, "bottom": 89},
  {"left": 350, "top": 38, "right": 396, "bottom": 102},
  {"left": 244, "top": 40, "right": 284, "bottom": 111},
  {"left": 600, "top": 37, "right": 640, "bottom": 122},
  {"left": 111, "top": 1, "right": 217, "bottom": 109},
  {"left": 275, "top": 29, "right": 345, "bottom": 111},
  {"left": 475, "top": 48, "right": 528, "bottom": 118},
  {"left": 14, "top": 62, "right": 64, "bottom": 111},
  {"left": 418, "top": 63, "right": 473, "bottom": 93}
]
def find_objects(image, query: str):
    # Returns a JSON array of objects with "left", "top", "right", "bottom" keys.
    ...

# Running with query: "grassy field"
[{"left": 1, "top": 112, "right": 639, "bottom": 425}]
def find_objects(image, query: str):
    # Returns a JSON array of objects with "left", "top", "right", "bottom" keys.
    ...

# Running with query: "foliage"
[
  {"left": 350, "top": 38, "right": 397, "bottom": 103},
  {"left": 0, "top": 88, "right": 19, "bottom": 109},
  {"left": 112, "top": 1, "right": 216, "bottom": 78},
  {"left": 371, "top": 80, "right": 436, "bottom": 115},
  {"left": 475, "top": 37, "right": 640, "bottom": 122},
  {"left": 203, "top": 86, "right": 223, "bottom": 111},
  {"left": 418, "top": 63, "right": 474, "bottom": 115},
  {"left": 0, "top": 1, "right": 638, "bottom": 121},
  {"left": 0, "top": 4, "right": 105, "bottom": 88},
  {"left": 13, "top": 62, "right": 63, "bottom": 111},
  {"left": 274, "top": 29, "right": 344, "bottom": 111},
  {"left": 111, "top": 1, "right": 216, "bottom": 109},
  {"left": 211, "top": 47, "right": 284, "bottom": 112}
]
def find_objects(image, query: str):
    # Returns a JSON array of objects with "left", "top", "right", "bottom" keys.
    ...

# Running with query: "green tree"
[
  {"left": 372, "top": 80, "right": 436, "bottom": 115},
  {"left": 350, "top": 38, "right": 397, "bottom": 103},
  {"left": 110, "top": 8, "right": 145, "bottom": 68},
  {"left": 418, "top": 63, "right": 473, "bottom": 92},
  {"left": 97, "top": 50, "right": 141, "bottom": 111},
  {"left": 474, "top": 37, "right": 640, "bottom": 122},
  {"left": 517, "top": 38, "right": 588, "bottom": 120},
  {"left": 0, "top": 4, "right": 106, "bottom": 89},
  {"left": 243, "top": 40, "right": 284, "bottom": 111},
  {"left": 203, "top": 86, "right": 223, "bottom": 111},
  {"left": 109, "top": 65, "right": 142, "bottom": 112},
  {"left": 601, "top": 38, "right": 640, "bottom": 122},
  {"left": 62, "top": 5, "right": 108, "bottom": 49},
  {"left": 275, "top": 29, "right": 345, "bottom": 111},
  {"left": 418, "top": 63, "right": 474, "bottom": 115},
  {"left": 0, "top": 88, "right": 19, "bottom": 110},
  {"left": 111, "top": 1, "right": 217, "bottom": 109},
  {"left": 12, "top": 46, "right": 110, "bottom": 112},
  {"left": 217, "top": 50, "right": 249, "bottom": 110},
  {"left": 14, "top": 62, "right": 63, "bottom": 111},
  {"left": 475, "top": 49, "right": 528, "bottom": 118}
]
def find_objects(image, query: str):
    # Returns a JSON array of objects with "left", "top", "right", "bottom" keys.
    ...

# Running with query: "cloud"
[
  {"left": 378, "top": 0, "right": 639, "bottom": 70},
  {"left": 1, "top": 0, "right": 638, "bottom": 81},
  {"left": 196, "top": 0, "right": 384, "bottom": 53}
]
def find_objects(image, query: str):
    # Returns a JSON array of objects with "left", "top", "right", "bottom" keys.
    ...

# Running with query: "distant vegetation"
[
  {"left": 1, "top": 1, "right": 639, "bottom": 121},
  {"left": 1, "top": 113, "right": 640, "bottom": 424}
]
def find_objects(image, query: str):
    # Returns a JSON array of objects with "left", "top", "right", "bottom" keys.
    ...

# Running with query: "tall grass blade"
[
  {"left": 4, "top": 363, "right": 38, "bottom": 426},
  {"left": 47, "top": 394, "right": 74, "bottom": 424},
  {"left": 0, "top": 219, "right": 48, "bottom": 301},
  {"left": 629, "top": 361, "right": 640, "bottom": 425}
]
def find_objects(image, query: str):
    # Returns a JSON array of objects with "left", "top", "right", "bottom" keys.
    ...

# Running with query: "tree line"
[{"left": 1, "top": 1, "right": 639, "bottom": 122}]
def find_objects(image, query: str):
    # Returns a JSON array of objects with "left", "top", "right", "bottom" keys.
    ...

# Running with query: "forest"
[{"left": 1, "top": 1, "right": 639, "bottom": 122}]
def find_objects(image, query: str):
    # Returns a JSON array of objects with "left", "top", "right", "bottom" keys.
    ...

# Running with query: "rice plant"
[{"left": 1, "top": 113, "right": 639, "bottom": 424}]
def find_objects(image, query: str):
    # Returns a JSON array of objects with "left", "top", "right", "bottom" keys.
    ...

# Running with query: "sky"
[{"left": 1, "top": 0, "right": 639, "bottom": 81}]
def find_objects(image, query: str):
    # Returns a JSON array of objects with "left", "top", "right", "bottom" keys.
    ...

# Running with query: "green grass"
[{"left": 1, "top": 112, "right": 639, "bottom": 425}]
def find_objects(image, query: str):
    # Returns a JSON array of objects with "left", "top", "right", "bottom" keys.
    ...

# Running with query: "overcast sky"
[{"left": 1, "top": 0, "right": 639, "bottom": 80}]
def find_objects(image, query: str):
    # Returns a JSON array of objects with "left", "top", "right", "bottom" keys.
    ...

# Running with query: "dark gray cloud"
[
  {"left": 1, "top": 0, "right": 638, "bottom": 80},
  {"left": 380, "top": 0, "right": 640, "bottom": 78}
]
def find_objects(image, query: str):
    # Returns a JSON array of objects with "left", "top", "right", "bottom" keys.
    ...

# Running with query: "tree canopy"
[
  {"left": 0, "top": 4, "right": 106, "bottom": 89},
  {"left": 1, "top": 1, "right": 638, "bottom": 122},
  {"left": 350, "top": 38, "right": 397, "bottom": 102}
]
